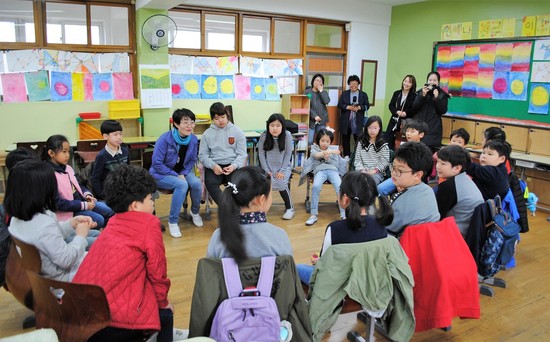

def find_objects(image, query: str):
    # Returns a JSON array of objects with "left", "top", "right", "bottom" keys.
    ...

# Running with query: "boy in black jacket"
[{"left": 466, "top": 140, "right": 510, "bottom": 200}]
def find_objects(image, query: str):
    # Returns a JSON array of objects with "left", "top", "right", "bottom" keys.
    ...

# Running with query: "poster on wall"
[
  {"left": 139, "top": 64, "right": 172, "bottom": 109},
  {"left": 528, "top": 83, "right": 550, "bottom": 114}
]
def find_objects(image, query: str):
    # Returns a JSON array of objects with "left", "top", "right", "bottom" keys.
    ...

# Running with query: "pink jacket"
[
  {"left": 54, "top": 164, "right": 89, "bottom": 222},
  {"left": 73, "top": 211, "right": 170, "bottom": 330}
]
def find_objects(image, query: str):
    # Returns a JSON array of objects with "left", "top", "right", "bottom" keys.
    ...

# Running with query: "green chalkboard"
[{"left": 432, "top": 37, "right": 550, "bottom": 124}]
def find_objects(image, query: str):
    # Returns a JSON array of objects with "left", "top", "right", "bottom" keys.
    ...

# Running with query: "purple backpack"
[{"left": 210, "top": 256, "right": 281, "bottom": 342}]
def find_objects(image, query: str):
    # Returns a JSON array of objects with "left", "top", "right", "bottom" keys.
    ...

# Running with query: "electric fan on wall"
[{"left": 141, "top": 14, "right": 177, "bottom": 50}]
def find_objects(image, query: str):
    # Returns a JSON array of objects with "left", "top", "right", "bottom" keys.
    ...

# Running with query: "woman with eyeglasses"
[{"left": 149, "top": 108, "right": 203, "bottom": 238}]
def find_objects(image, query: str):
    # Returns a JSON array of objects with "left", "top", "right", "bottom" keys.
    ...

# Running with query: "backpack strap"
[
  {"left": 257, "top": 256, "right": 276, "bottom": 297},
  {"left": 221, "top": 258, "right": 244, "bottom": 298}
]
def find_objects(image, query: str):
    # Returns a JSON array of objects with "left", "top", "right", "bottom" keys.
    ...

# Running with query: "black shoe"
[{"left": 160, "top": 224, "right": 166, "bottom": 232}]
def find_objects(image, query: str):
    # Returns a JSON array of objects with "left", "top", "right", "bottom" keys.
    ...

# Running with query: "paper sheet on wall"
[
  {"left": 139, "top": 64, "right": 172, "bottom": 109},
  {"left": 328, "top": 89, "right": 339, "bottom": 106}
]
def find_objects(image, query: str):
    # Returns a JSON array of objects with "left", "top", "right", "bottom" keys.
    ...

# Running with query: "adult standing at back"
[
  {"left": 338, "top": 75, "right": 370, "bottom": 157},
  {"left": 412, "top": 71, "right": 449, "bottom": 151},
  {"left": 305, "top": 73, "right": 330, "bottom": 145},
  {"left": 384, "top": 74, "right": 417, "bottom": 151}
]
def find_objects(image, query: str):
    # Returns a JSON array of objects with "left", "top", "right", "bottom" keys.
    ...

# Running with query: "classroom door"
[{"left": 305, "top": 54, "right": 344, "bottom": 144}]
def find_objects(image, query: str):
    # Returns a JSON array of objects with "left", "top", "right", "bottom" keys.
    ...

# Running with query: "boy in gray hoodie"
[{"left": 199, "top": 102, "right": 247, "bottom": 205}]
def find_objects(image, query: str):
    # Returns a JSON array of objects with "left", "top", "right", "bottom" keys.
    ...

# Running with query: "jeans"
[
  {"left": 296, "top": 264, "right": 315, "bottom": 285},
  {"left": 308, "top": 124, "right": 326, "bottom": 145},
  {"left": 311, "top": 169, "right": 345, "bottom": 217},
  {"left": 65, "top": 229, "right": 100, "bottom": 251},
  {"left": 377, "top": 178, "right": 396, "bottom": 196},
  {"left": 156, "top": 172, "right": 202, "bottom": 224},
  {"left": 75, "top": 201, "right": 114, "bottom": 228}
]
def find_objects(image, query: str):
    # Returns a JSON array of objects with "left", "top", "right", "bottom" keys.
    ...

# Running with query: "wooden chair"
[
  {"left": 26, "top": 271, "right": 111, "bottom": 342},
  {"left": 4, "top": 243, "right": 36, "bottom": 328},
  {"left": 16, "top": 141, "right": 46, "bottom": 154},
  {"left": 75, "top": 139, "right": 106, "bottom": 170}
]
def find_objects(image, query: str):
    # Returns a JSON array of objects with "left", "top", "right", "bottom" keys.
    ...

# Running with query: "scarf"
[{"left": 172, "top": 128, "right": 191, "bottom": 146}]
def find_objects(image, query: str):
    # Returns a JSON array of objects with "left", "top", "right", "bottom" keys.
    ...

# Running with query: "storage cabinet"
[
  {"left": 281, "top": 94, "right": 310, "bottom": 125},
  {"left": 77, "top": 118, "right": 142, "bottom": 140},
  {"left": 451, "top": 119, "right": 477, "bottom": 144},
  {"left": 528, "top": 128, "right": 550, "bottom": 156},
  {"left": 473, "top": 121, "right": 494, "bottom": 146}
]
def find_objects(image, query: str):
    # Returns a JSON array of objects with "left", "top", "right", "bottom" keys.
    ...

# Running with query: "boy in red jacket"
[{"left": 74, "top": 165, "right": 186, "bottom": 341}]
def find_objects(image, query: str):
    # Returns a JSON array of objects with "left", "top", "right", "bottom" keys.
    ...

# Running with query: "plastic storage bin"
[{"left": 108, "top": 100, "right": 140, "bottom": 119}]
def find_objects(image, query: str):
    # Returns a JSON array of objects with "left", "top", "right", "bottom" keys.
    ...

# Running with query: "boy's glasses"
[{"left": 389, "top": 164, "right": 414, "bottom": 177}]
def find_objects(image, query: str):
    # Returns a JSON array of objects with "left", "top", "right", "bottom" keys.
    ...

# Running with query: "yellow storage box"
[{"left": 108, "top": 100, "right": 140, "bottom": 119}]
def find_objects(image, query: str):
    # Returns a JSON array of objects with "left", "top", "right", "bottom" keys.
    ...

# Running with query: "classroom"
[{"left": 1, "top": 0, "right": 550, "bottom": 341}]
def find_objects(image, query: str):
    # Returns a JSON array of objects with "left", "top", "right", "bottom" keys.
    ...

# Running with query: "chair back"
[
  {"left": 5, "top": 243, "right": 34, "bottom": 310},
  {"left": 11, "top": 236, "right": 41, "bottom": 273},
  {"left": 76, "top": 140, "right": 107, "bottom": 165},
  {"left": 27, "top": 271, "right": 110, "bottom": 342},
  {"left": 16, "top": 141, "right": 47, "bottom": 154}
]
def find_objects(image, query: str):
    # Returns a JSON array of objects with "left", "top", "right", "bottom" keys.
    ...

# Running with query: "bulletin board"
[{"left": 432, "top": 36, "right": 550, "bottom": 124}]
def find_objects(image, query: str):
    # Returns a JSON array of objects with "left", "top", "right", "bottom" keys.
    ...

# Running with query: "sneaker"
[
  {"left": 282, "top": 209, "right": 295, "bottom": 220},
  {"left": 168, "top": 223, "right": 182, "bottom": 238},
  {"left": 191, "top": 213, "right": 204, "bottom": 227},
  {"left": 305, "top": 215, "right": 318, "bottom": 226},
  {"left": 173, "top": 328, "right": 189, "bottom": 341}
]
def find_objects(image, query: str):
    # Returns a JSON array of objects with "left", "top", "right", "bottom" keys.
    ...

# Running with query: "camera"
[{"left": 424, "top": 83, "right": 438, "bottom": 93}]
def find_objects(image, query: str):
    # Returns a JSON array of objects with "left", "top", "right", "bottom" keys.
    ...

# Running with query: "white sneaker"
[
  {"left": 305, "top": 215, "right": 318, "bottom": 226},
  {"left": 168, "top": 223, "right": 182, "bottom": 238},
  {"left": 173, "top": 328, "right": 189, "bottom": 341},
  {"left": 191, "top": 213, "right": 203, "bottom": 227},
  {"left": 282, "top": 209, "right": 295, "bottom": 220}
]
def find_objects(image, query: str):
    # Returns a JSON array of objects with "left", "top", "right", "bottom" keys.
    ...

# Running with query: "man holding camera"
[{"left": 412, "top": 71, "right": 450, "bottom": 152}]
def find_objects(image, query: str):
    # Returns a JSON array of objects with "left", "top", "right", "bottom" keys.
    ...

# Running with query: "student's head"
[
  {"left": 480, "top": 140, "right": 510, "bottom": 167},
  {"left": 101, "top": 120, "right": 123, "bottom": 149},
  {"left": 4, "top": 159, "right": 57, "bottom": 221},
  {"left": 403, "top": 119, "right": 428, "bottom": 142},
  {"left": 172, "top": 108, "right": 196, "bottom": 137},
  {"left": 363, "top": 116, "right": 383, "bottom": 143},
  {"left": 209, "top": 102, "right": 229, "bottom": 128},
  {"left": 426, "top": 71, "right": 441, "bottom": 86},
  {"left": 481, "top": 126, "right": 506, "bottom": 146},
  {"left": 347, "top": 75, "right": 361, "bottom": 92},
  {"left": 391, "top": 142, "right": 433, "bottom": 188},
  {"left": 401, "top": 74, "right": 417, "bottom": 92},
  {"left": 264, "top": 113, "right": 287, "bottom": 152},
  {"left": 315, "top": 129, "right": 334, "bottom": 150},
  {"left": 6, "top": 147, "right": 38, "bottom": 171},
  {"left": 339, "top": 172, "right": 393, "bottom": 230},
  {"left": 436, "top": 145, "right": 471, "bottom": 179},
  {"left": 103, "top": 164, "right": 157, "bottom": 214},
  {"left": 41, "top": 134, "right": 71, "bottom": 166},
  {"left": 311, "top": 73, "right": 325, "bottom": 88},
  {"left": 218, "top": 166, "right": 272, "bottom": 264},
  {"left": 450, "top": 128, "right": 470, "bottom": 147}
]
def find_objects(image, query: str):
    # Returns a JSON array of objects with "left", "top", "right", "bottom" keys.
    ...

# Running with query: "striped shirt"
[
  {"left": 258, "top": 130, "right": 293, "bottom": 191},
  {"left": 354, "top": 141, "right": 390, "bottom": 173}
]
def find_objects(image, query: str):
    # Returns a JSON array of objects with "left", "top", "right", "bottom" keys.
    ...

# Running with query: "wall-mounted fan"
[{"left": 141, "top": 14, "right": 177, "bottom": 50}]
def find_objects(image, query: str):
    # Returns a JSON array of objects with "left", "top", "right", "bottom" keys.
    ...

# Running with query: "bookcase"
[
  {"left": 77, "top": 118, "right": 142, "bottom": 140},
  {"left": 281, "top": 94, "right": 310, "bottom": 169}
]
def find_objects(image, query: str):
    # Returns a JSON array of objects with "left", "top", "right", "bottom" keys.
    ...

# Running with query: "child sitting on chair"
[
  {"left": 300, "top": 128, "right": 347, "bottom": 226},
  {"left": 198, "top": 102, "right": 247, "bottom": 206},
  {"left": 74, "top": 165, "right": 186, "bottom": 341},
  {"left": 206, "top": 166, "right": 293, "bottom": 264},
  {"left": 296, "top": 171, "right": 393, "bottom": 284},
  {"left": 353, "top": 115, "right": 390, "bottom": 185},
  {"left": 466, "top": 139, "right": 510, "bottom": 200},
  {"left": 6, "top": 160, "right": 95, "bottom": 281},
  {"left": 90, "top": 120, "right": 130, "bottom": 199}
]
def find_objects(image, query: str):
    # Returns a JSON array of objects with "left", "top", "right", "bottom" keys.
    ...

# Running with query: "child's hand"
[
  {"left": 71, "top": 215, "right": 94, "bottom": 228},
  {"left": 275, "top": 172, "right": 284, "bottom": 180},
  {"left": 223, "top": 165, "right": 236, "bottom": 175},
  {"left": 213, "top": 164, "right": 224, "bottom": 175},
  {"left": 310, "top": 253, "right": 319, "bottom": 266},
  {"left": 87, "top": 201, "right": 96, "bottom": 210},
  {"left": 86, "top": 194, "right": 97, "bottom": 203},
  {"left": 164, "top": 302, "right": 175, "bottom": 314}
]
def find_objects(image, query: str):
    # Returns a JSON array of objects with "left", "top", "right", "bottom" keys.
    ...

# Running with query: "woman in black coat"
[
  {"left": 337, "top": 75, "right": 369, "bottom": 157},
  {"left": 383, "top": 74, "right": 417, "bottom": 151},
  {"left": 412, "top": 71, "right": 449, "bottom": 151}
]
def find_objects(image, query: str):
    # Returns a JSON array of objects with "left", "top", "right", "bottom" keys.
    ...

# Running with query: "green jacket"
[
  {"left": 189, "top": 256, "right": 313, "bottom": 341},
  {"left": 308, "top": 238, "right": 415, "bottom": 342}
]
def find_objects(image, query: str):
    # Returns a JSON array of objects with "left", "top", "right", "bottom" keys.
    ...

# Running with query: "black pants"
[
  {"left": 204, "top": 165, "right": 233, "bottom": 205},
  {"left": 341, "top": 130, "right": 358, "bottom": 157},
  {"left": 89, "top": 308, "right": 173, "bottom": 342}
]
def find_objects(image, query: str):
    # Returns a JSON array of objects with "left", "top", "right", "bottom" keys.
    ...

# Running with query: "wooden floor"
[{"left": 1, "top": 178, "right": 550, "bottom": 341}]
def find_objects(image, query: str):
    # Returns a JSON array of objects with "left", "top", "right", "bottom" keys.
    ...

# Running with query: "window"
[
  {"left": 274, "top": 19, "right": 301, "bottom": 54},
  {"left": 205, "top": 14, "right": 236, "bottom": 51},
  {"left": 242, "top": 17, "right": 270, "bottom": 53},
  {"left": 307, "top": 23, "right": 344, "bottom": 49},
  {"left": 91, "top": 5, "right": 129, "bottom": 46},
  {"left": 0, "top": 0, "right": 35, "bottom": 43},
  {"left": 169, "top": 10, "right": 201, "bottom": 49},
  {"left": 46, "top": 2, "right": 87, "bottom": 44}
]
